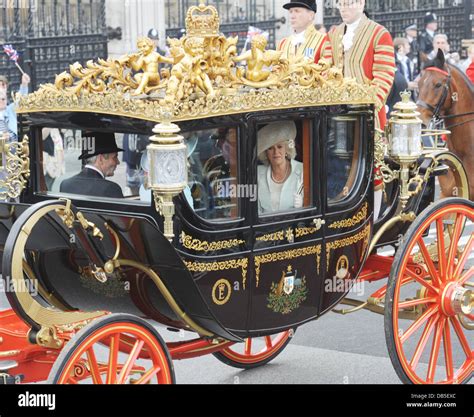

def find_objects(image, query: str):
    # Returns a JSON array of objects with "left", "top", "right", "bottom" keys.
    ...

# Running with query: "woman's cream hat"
[{"left": 257, "top": 121, "right": 297, "bottom": 160}]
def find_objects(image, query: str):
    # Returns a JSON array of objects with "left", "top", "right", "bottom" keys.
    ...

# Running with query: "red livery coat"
[{"left": 329, "top": 15, "right": 395, "bottom": 130}]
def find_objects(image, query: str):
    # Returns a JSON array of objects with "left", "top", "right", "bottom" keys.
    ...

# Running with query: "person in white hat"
[{"left": 257, "top": 121, "right": 304, "bottom": 214}]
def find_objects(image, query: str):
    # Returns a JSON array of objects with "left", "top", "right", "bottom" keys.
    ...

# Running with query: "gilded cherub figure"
[
  {"left": 233, "top": 34, "right": 282, "bottom": 83},
  {"left": 125, "top": 37, "right": 176, "bottom": 95},
  {"left": 165, "top": 37, "right": 215, "bottom": 102}
]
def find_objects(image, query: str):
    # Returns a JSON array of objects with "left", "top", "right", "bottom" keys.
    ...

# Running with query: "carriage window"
[
  {"left": 326, "top": 116, "right": 362, "bottom": 204},
  {"left": 40, "top": 129, "right": 144, "bottom": 200},
  {"left": 257, "top": 119, "right": 313, "bottom": 216},
  {"left": 39, "top": 127, "right": 240, "bottom": 217},
  {"left": 188, "top": 127, "right": 239, "bottom": 221}
]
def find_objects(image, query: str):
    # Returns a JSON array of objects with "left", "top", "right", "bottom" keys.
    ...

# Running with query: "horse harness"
[{"left": 417, "top": 66, "right": 474, "bottom": 130}]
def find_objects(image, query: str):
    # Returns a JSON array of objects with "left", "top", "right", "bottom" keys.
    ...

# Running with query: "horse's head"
[{"left": 417, "top": 49, "right": 452, "bottom": 125}]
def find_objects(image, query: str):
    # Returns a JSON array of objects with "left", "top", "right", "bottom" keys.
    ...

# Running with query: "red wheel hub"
[{"left": 441, "top": 283, "right": 473, "bottom": 317}]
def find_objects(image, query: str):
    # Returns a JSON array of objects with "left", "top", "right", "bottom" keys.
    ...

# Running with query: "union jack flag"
[{"left": 3, "top": 44, "right": 19, "bottom": 63}]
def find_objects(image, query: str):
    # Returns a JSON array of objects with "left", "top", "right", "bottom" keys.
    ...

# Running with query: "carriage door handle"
[{"left": 313, "top": 219, "right": 326, "bottom": 231}]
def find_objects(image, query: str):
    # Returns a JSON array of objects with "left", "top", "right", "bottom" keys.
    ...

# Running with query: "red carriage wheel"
[
  {"left": 385, "top": 198, "right": 473, "bottom": 384},
  {"left": 48, "top": 314, "right": 175, "bottom": 384},
  {"left": 213, "top": 329, "right": 294, "bottom": 369}
]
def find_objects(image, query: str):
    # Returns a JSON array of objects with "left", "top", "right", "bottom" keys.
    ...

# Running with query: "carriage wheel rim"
[
  {"left": 220, "top": 331, "right": 291, "bottom": 364},
  {"left": 56, "top": 322, "right": 173, "bottom": 384},
  {"left": 392, "top": 204, "right": 473, "bottom": 384}
]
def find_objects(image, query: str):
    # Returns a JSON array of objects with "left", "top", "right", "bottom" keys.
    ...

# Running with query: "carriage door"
[
  {"left": 322, "top": 111, "right": 372, "bottom": 315},
  {"left": 248, "top": 114, "right": 324, "bottom": 333},
  {"left": 175, "top": 125, "right": 253, "bottom": 335}
]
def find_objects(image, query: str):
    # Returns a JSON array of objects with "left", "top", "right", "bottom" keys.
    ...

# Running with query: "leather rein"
[{"left": 416, "top": 66, "right": 474, "bottom": 130}]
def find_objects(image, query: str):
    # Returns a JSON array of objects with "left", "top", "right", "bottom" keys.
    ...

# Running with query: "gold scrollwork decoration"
[
  {"left": 184, "top": 258, "right": 248, "bottom": 289},
  {"left": 254, "top": 245, "right": 322, "bottom": 288},
  {"left": 295, "top": 227, "right": 319, "bottom": 238},
  {"left": 256, "top": 231, "right": 286, "bottom": 242},
  {"left": 329, "top": 203, "right": 368, "bottom": 229},
  {"left": 180, "top": 231, "right": 244, "bottom": 252},
  {"left": 326, "top": 224, "right": 371, "bottom": 271},
  {"left": 16, "top": 4, "right": 376, "bottom": 124},
  {"left": 0, "top": 134, "right": 30, "bottom": 200}
]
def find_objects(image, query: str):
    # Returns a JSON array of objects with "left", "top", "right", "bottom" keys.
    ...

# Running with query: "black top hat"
[
  {"left": 79, "top": 132, "right": 124, "bottom": 160},
  {"left": 424, "top": 12, "right": 437, "bottom": 25},
  {"left": 283, "top": 0, "right": 317, "bottom": 13}
]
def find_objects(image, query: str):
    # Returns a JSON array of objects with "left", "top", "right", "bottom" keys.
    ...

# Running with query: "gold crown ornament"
[{"left": 185, "top": 2, "right": 220, "bottom": 37}]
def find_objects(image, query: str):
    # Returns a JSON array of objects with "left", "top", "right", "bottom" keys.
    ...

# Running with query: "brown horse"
[{"left": 417, "top": 49, "right": 474, "bottom": 200}]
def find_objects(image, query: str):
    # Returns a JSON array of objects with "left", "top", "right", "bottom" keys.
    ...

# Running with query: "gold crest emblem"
[{"left": 212, "top": 279, "right": 232, "bottom": 306}]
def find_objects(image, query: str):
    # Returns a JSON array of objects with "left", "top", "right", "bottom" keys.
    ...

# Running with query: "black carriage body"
[{"left": 5, "top": 105, "right": 377, "bottom": 340}]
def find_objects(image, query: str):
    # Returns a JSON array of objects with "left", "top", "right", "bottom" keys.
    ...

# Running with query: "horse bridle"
[{"left": 417, "top": 66, "right": 474, "bottom": 129}]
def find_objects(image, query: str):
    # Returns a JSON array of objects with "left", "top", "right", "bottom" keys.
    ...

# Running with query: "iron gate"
[
  {"left": 323, "top": 0, "right": 473, "bottom": 53},
  {"left": 165, "top": 0, "right": 284, "bottom": 50},
  {"left": 1, "top": 0, "right": 108, "bottom": 93}
]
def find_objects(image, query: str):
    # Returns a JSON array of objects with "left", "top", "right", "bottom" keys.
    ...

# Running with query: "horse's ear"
[{"left": 435, "top": 48, "right": 445, "bottom": 68}]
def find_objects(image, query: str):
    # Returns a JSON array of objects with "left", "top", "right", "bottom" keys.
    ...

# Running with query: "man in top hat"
[
  {"left": 419, "top": 12, "right": 438, "bottom": 55},
  {"left": 60, "top": 132, "right": 124, "bottom": 198},
  {"left": 328, "top": 0, "right": 395, "bottom": 219},
  {"left": 278, "top": 0, "right": 332, "bottom": 64}
]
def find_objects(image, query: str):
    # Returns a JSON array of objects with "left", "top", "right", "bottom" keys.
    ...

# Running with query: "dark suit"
[
  {"left": 387, "top": 64, "right": 409, "bottom": 116},
  {"left": 419, "top": 30, "right": 435, "bottom": 55},
  {"left": 60, "top": 168, "right": 124, "bottom": 198}
]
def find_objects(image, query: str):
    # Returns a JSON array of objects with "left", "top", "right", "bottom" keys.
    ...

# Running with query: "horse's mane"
[
  {"left": 449, "top": 64, "right": 474, "bottom": 94},
  {"left": 423, "top": 52, "right": 474, "bottom": 94}
]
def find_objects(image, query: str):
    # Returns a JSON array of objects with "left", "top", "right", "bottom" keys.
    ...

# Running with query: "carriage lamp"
[
  {"left": 387, "top": 91, "right": 423, "bottom": 209},
  {"left": 388, "top": 91, "right": 423, "bottom": 162},
  {"left": 148, "top": 117, "right": 188, "bottom": 242}
]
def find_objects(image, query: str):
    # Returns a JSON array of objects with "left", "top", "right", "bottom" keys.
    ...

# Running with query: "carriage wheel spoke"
[
  {"left": 265, "top": 336, "right": 273, "bottom": 350},
  {"left": 409, "top": 315, "right": 438, "bottom": 370},
  {"left": 459, "top": 267, "right": 474, "bottom": 286},
  {"left": 436, "top": 219, "right": 447, "bottom": 281},
  {"left": 427, "top": 317, "right": 445, "bottom": 383},
  {"left": 417, "top": 238, "right": 441, "bottom": 286},
  {"left": 86, "top": 347, "right": 103, "bottom": 385},
  {"left": 450, "top": 316, "right": 472, "bottom": 359},
  {"left": 244, "top": 338, "right": 252, "bottom": 356},
  {"left": 443, "top": 320, "right": 454, "bottom": 382},
  {"left": 453, "top": 235, "right": 474, "bottom": 280},
  {"left": 398, "top": 297, "right": 437, "bottom": 310},
  {"left": 106, "top": 334, "right": 120, "bottom": 384},
  {"left": 117, "top": 340, "right": 144, "bottom": 384},
  {"left": 404, "top": 266, "right": 439, "bottom": 294},
  {"left": 134, "top": 366, "right": 161, "bottom": 385},
  {"left": 400, "top": 305, "right": 438, "bottom": 344},
  {"left": 447, "top": 214, "right": 465, "bottom": 279}
]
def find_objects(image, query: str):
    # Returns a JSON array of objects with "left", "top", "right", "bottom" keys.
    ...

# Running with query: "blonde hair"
[{"left": 258, "top": 141, "right": 296, "bottom": 166}]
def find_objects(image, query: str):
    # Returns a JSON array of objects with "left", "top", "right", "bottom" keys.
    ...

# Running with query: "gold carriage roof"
[{"left": 16, "top": 2, "right": 377, "bottom": 123}]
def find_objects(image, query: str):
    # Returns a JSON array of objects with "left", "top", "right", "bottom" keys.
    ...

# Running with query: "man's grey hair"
[
  {"left": 433, "top": 33, "right": 448, "bottom": 43},
  {"left": 84, "top": 155, "right": 99, "bottom": 165}
]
